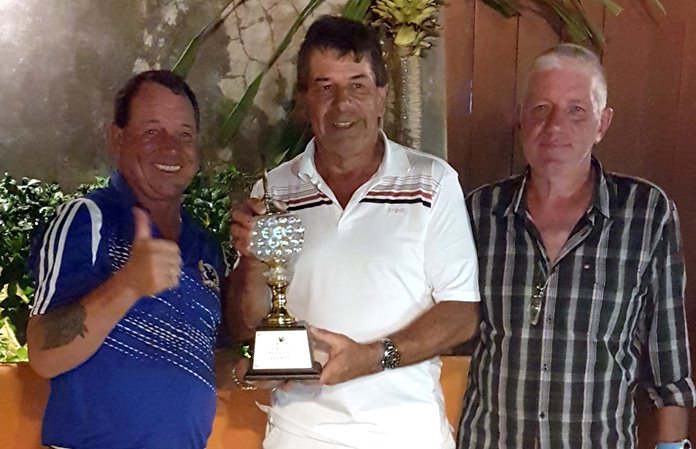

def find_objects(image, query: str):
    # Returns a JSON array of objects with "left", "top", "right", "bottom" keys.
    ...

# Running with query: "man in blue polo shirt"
[{"left": 27, "top": 70, "right": 226, "bottom": 449}]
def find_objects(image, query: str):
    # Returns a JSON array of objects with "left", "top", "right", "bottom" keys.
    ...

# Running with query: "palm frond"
[
  {"left": 481, "top": 0, "right": 665, "bottom": 50},
  {"left": 217, "top": 0, "right": 325, "bottom": 146},
  {"left": 342, "top": 0, "right": 373, "bottom": 21},
  {"left": 171, "top": 0, "right": 244, "bottom": 78}
]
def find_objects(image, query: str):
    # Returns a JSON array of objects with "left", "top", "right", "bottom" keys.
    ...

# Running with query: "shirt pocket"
[{"left": 578, "top": 278, "right": 645, "bottom": 346}]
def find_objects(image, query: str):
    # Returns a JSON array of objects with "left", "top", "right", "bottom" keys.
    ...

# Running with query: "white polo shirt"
[{"left": 253, "top": 134, "right": 480, "bottom": 449}]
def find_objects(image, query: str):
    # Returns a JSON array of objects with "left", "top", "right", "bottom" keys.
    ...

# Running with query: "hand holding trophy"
[{"left": 245, "top": 172, "right": 321, "bottom": 380}]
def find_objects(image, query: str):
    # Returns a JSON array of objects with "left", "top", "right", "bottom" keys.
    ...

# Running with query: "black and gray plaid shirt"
[{"left": 458, "top": 158, "right": 695, "bottom": 449}]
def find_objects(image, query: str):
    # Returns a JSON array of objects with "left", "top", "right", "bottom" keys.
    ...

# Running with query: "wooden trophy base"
[{"left": 245, "top": 324, "right": 322, "bottom": 381}]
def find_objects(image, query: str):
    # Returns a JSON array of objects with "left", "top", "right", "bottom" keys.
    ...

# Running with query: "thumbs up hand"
[{"left": 119, "top": 207, "right": 183, "bottom": 298}]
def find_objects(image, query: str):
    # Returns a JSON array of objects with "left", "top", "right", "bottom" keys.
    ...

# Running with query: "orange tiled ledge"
[{"left": 0, "top": 357, "right": 470, "bottom": 449}]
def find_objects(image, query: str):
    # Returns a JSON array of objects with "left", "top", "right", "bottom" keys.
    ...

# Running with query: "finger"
[
  {"left": 231, "top": 209, "right": 255, "bottom": 229},
  {"left": 230, "top": 223, "right": 251, "bottom": 242},
  {"left": 309, "top": 326, "right": 341, "bottom": 346},
  {"left": 247, "top": 198, "right": 267, "bottom": 215},
  {"left": 229, "top": 225, "right": 252, "bottom": 257},
  {"left": 145, "top": 240, "right": 182, "bottom": 263},
  {"left": 132, "top": 207, "right": 152, "bottom": 240},
  {"left": 319, "top": 361, "right": 339, "bottom": 385},
  {"left": 234, "top": 358, "right": 251, "bottom": 378},
  {"left": 271, "top": 199, "right": 288, "bottom": 212}
]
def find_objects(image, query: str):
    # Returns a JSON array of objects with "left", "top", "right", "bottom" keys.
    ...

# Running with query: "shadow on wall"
[{"left": 0, "top": 0, "right": 347, "bottom": 189}]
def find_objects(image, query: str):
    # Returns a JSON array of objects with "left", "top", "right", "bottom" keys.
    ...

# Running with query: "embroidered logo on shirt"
[{"left": 198, "top": 260, "right": 220, "bottom": 292}]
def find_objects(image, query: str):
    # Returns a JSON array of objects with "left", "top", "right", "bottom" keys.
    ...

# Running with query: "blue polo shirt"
[{"left": 30, "top": 172, "right": 225, "bottom": 449}]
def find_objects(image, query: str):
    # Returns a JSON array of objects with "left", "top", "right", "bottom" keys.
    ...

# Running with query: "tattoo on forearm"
[{"left": 41, "top": 302, "right": 88, "bottom": 350}]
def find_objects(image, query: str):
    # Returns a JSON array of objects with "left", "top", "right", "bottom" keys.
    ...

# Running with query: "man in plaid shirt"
[{"left": 458, "top": 43, "right": 695, "bottom": 449}]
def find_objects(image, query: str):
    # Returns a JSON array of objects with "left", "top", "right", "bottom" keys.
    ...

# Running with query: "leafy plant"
[
  {"left": 0, "top": 0, "right": 375, "bottom": 363},
  {"left": 172, "top": 0, "right": 374, "bottom": 167},
  {"left": 480, "top": 0, "right": 662, "bottom": 51},
  {"left": 183, "top": 166, "right": 256, "bottom": 261},
  {"left": 0, "top": 168, "right": 256, "bottom": 362},
  {"left": 342, "top": 0, "right": 374, "bottom": 19},
  {"left": 372, "top": 0, "right": 445, "bottom": 56},
  {"left": 173, "top": 0, "right": 328, "bottom": 151},
  {"left": 0, "top": 174, "right": 107, "bottom": 361},
  {"left": 171, "top": 0, "right": 245, "bottom": 79}
]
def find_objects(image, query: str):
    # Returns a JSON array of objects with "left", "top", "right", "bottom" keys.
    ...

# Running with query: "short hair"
[
  {"left": 113, "top": 70, "right": 200, "bottom": 130},
  {"left": 523, "top": 43, "right": 608, "bottom": 113},
  {"left": 296, "top": 15, "right": 388, "bottom": 92}
]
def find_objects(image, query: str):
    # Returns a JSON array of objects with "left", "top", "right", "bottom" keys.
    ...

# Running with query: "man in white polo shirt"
[{"left": 228, "top": 16, "right": 480, "bottom": 449}]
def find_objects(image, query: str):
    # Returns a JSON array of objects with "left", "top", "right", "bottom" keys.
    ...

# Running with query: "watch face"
[{"left": 380, "top": 338, "right": 401, "bottom": 370}]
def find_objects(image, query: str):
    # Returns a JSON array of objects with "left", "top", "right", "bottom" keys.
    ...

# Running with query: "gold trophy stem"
[{"left": 263, "top": 279, "right": 296, "bottom": 327}]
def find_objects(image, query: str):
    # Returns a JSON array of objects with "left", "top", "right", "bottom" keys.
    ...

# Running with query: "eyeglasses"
[{"left": 530, "top": 262, "right": 548, "bottom": 326}]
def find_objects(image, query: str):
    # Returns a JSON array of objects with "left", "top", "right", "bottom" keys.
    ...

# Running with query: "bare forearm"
[
  {"left": 314, "top": 300, "right": 479, "bottom": 385},
  {"left": 390, "top": 300, "right": 479, "bottom": 366},
  {"left": 226, "top": 256, "right": 270, "bottom": 342},
  {"left": 656, "top": 406, "right": 689, "bottom": 442},
  {"left": 27, "top": 271, "right": 141, "bottom": 378}
]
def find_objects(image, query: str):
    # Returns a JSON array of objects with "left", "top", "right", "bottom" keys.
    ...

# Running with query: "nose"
[
  {"left": 543, "top": 107, "right": 565, "bottom": 132},
  {"left": 159, "top": 131, "right": 183, "bottom": 153},
  {"left": 332, "top": 85, "right": 352, "bottom": 110}
]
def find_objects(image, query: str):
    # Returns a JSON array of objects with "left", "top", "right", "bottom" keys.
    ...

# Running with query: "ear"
[
  {"left": 595, "top": 107, "right": 614, "bottom": 143},
  {"left": 107, "top": 122, "right": 124, "bottom": 164}
]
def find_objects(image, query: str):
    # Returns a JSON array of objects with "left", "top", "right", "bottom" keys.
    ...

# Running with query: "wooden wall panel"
[
  {"left": 602, "top": 7, "right": 684, "bottom": 185},
  {"left": 444, "top": 1, "right": 696, "bottom": 446},
  {"left": 444, "top": 0, "right": 476, "bottom": 190},
  {"left": 671, "top": 0, "right": 696, "bottom": 436},
  {"left": 465, "top": 3, "right": 519, "bottom": 191}
]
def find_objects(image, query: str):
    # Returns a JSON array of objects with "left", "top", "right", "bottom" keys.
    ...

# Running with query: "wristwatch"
[
  {"left": 656, "top": 439, "right": 692, "bottom": 449},
  {"left": 380, "top": 338, "right": 401, "bottom": 370}
]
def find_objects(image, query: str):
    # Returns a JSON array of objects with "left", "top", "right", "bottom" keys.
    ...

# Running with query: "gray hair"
[{"left": 521, "top": 43, "right": 608, "bottom": 114}]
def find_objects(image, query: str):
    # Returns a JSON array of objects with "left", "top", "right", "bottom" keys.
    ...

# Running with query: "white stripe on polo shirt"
[
  {"left": 33, "top": 198, "right": 102, "bottom": 315},
  {"left": 254, "top": 133, "right": 480, "bottom": 449}
]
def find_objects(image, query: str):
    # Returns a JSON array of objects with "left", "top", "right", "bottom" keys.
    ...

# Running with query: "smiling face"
[
  {"left": 109, "top": 82, "right": 199, "bottom": 205},
  {"left": 298, "top": 49, "right": 386, "bottom": 158},
  {"left": 519, "top": 59, "right": 613, "bottom": 175}
]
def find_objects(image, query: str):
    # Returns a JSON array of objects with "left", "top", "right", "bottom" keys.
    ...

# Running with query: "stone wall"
[{"left": 0, "top": 0, "right": 445, "bottom": 189}]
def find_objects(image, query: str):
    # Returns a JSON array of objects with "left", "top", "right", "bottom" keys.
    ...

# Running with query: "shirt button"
[
  {"left": 543, "top": 364, "right": 548, "bottom": 371},
  {"left": 546, "top": 315, "right": 553, "bottom": 324},
  {"left": 540, "top": 412, "right": 546, "bottom": 419}
]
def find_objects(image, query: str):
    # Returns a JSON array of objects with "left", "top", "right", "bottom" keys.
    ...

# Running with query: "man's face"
[
  {"left": 109, "top": 82, "right": 198, "bottom": 204},
  {"left": 519, "top": 61, "right": 612, "bottom": 173},
  {"left": 299, "top": 49, "right": 386, "bottom": 155}
]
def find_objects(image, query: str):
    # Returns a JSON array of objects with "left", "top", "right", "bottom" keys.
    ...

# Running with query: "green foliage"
[
  {"left": 216, "top": 0, "right": 326, "bottom": 148},
  {"left": 0, "top": 174, "right": 107, "bottom": 361},
  {"left": 172, "top": 0, "right": 375, "bottom": 168},
  {"left": 171, "top": 0, "right": 244, "bottom": 78},
  {"left": 183, "top": 166, "right": 256, "bottom": 261},
  {"left": 372, "top": 0, "right": 445, "bottom": 56},
  {"left": 342, "top": 0, "right": 374, "bottom": 20},
  {"left": 0, "top": 169, "right": 253, "bottom": 362},
  {"left": 479, "top": 0, "right": 665, "bottom": 51}
]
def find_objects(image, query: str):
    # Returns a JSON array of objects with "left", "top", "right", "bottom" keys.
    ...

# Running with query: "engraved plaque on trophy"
[{"left": 245, "top": 173, "right": 321, "bottom": 380}]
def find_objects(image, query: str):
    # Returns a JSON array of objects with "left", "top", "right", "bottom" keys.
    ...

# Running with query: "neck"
[
  {"left": 314, "top": 136, "right": 384, "bottom": 180},
  {"left": 528, "top": 160, "right": 594, "bottom": 199},
  {"left": 138, "top": 199, "right": 182, "bottom": 241},
  {"left": 527, "top": 163, "right": 595, "bottom": 211}
]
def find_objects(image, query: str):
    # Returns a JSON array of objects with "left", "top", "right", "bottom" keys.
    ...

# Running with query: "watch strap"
[
  {"left": 380, "top": 337, "right": 401, "bottom": 370},
  {"left": 656, "top": 439, "right": 692, "bottom": 449}
]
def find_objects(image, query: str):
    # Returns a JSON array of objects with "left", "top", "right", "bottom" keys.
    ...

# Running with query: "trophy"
[{"left": 245, "top": 172, "right": 321, "bottom": 380}]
